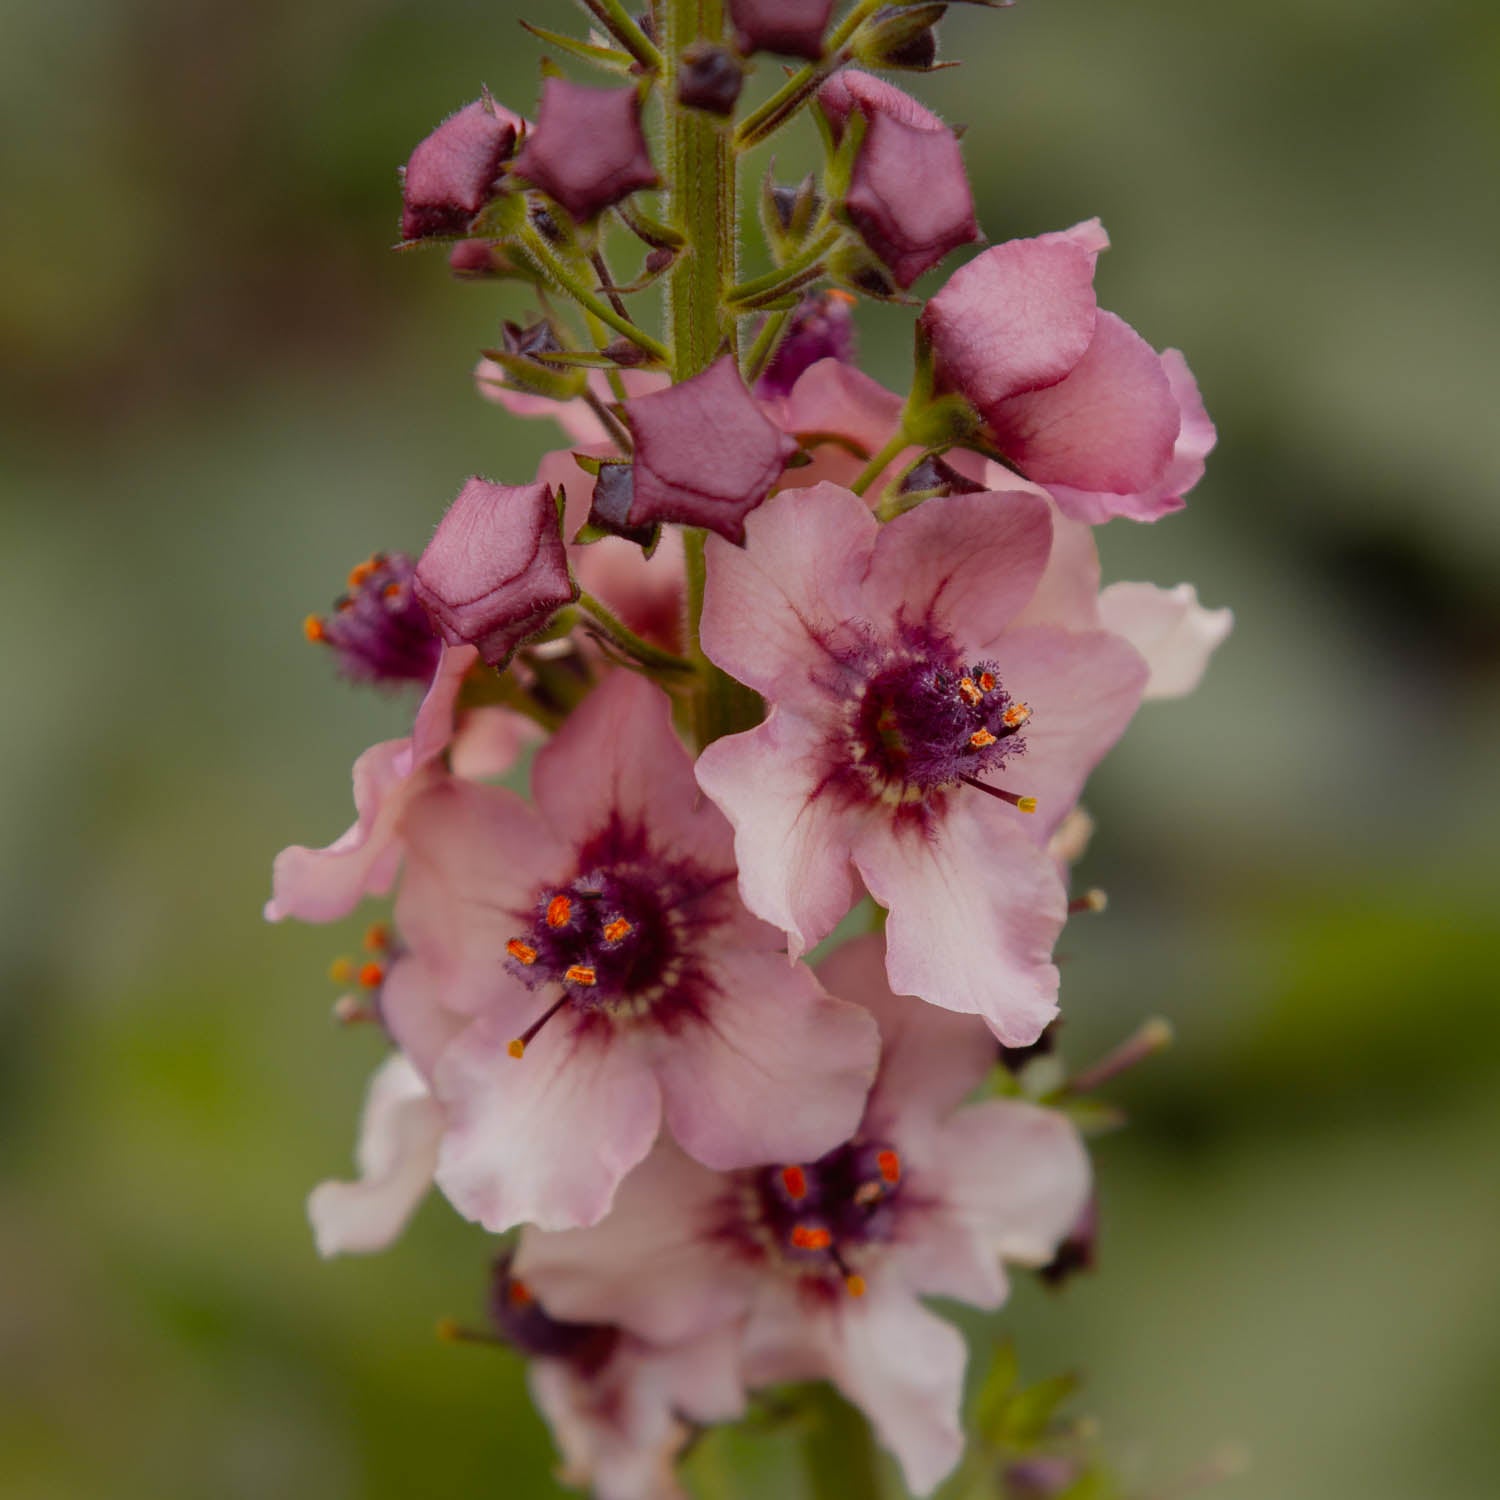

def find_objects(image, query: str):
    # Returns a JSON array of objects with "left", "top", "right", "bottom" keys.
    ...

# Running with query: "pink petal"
[
  {"left": 993, "top": 311, "right": 1180, "bottom": 495},
  {"left": 1097, "top": 582, "right": 1232, "bottom": 700},
  {"left": 377, "top": 953, "right": 468, "bottom": 1079},
  {"left": 694, "top": 711, "right": 863, "bottom": 959},
  {"left": 818, "top": 69, "right": 945, "bottom": 136},
  {"left": 433, "top": 1012, "right": 662, "bottom": 1232},
  {"left": 515, "top": 1142, "right": 754, "bottom": 1344},
  {"left": 815, "top": 934, "right": 995, "bottom": 1129},
  {"left": 531, "top": 672, "right": 733, "bottom": 871},
  {"left": 306, "top": 1053, "right": 442, "bottom": 1256},
  {"left": 700, "top": 482, "right": 876, "bottom": 711},
  {"left": 777, "top": 358, "right": 904, "bottom": 458},
  {"left": 410, "top": 642, "right": 479, "bottom": 765},
  {"left": 1008, "top": 496, "right": 1102, "bottom": 633},
  {"left": 449, "top": 704, "right": 540, "bottom": 780},
  {"left": 265, "top": 738, "right": 425, "bottom": 924},
  {"left": 922, "top": 234, "right": 1101, "bottom": 410},
  {"left": 863, "top": 489, "right": 1053, "bottom": 648},
  {"left": 983, "top": 625, "right": 1149, "bottom": 837},
  {"left": 853, "top": 808, "right": 1065, "bottom": 1046},
  {"left": 652, "top": 951, "right": 879, "bottom": 1169}
]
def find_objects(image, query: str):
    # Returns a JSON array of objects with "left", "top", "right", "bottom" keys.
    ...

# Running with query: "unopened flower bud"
[
  {"left": 756, "top": 289, "right": 857, "bottom": 399},
  {"left": 447, "top": 239, "right": 519, "bottom": 278},
  {"left": 762, "top": 171, "right": 823, "bottom": 259},
  {"left": 677, "top": 42, "right": 744, "bottom": 115},
  {"left": 512, "top": 78, "right": 658, "bottom": 222},
  {"left": 625, "top": 356, "right": 798, "bottom": 542},
  {"left": 729, "top": 0, "right": 835, "bottom": 59},
  {"left": 400, "top": 95, "right": 520, "bottom": 241},
  {"left": 851, "top": 3, "right": 946, "bottom": 71},
  {"left": 585, "top": 461, "right": 656, "bottom": 547},
  {"left": 414, "top": 478, "right": 577, "bottom": 665}
]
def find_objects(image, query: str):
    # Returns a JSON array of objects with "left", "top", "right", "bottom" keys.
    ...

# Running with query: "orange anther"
[
  {"left": 790, "top": 1224, "right": 832, "bottom": 1251},
  {"left": 978, "top": 671, "right": 996, "bottom": 692},
  {"left": 969, "top": 728, "right": 998, "bottom": 749},
  {"left": 507, "top": 1278, "right": 534, "bottom": 1307},
  {"left": 507, "top": 1038, "right": 526, "bottom": 1059},
  {"left": 564, "top": 964, "right": 597, "bottom": 986},
  {"left": 334, "top": 595, "right": 355, "bottom": 613},
  {"left": 327, "top": 956, "right": 355, "bottom": 985},
  {"left": 957, "top": 676, "right": 982, "bottom": 707},
  {"left": 507, "top": 938, "right": 539, "bottom": 965},
  {"left": 363, "top": 921, "right": 390, "bottom": 952},
  {"left": 303, "top": 614, "right": 326, "bottom": 643},
  {"left": 845, "top": 1273, "right": 867, "bottom": 1298},
  {"left": 828, "top": 289, "right": 857, "bottom": 306},
  {"left": 1002, "top": 702, "right": 1032, "bottom": 729},
  {"left": 780, "top": 1165, "right": 808, "bottom": 1201},
  {"left": 358, "top": 961, "right": 385, "bottom": 989},
  {"left": 876, "top": 1149, "right": 901, "bottom": 1184},
  {"left": 546, "top": 895, "right": 573, "bottom": 928},
  {"left": 347, "top": 557, "right": 378, "bottom": 588},
  {"left": 602, "top": 918, "right": 634, "bottom": 943},
  {"left": 382, "top": 581, "right": 402, "bottom": 600}
]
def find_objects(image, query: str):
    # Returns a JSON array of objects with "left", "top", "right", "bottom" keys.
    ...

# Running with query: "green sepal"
[
  {"left": 477, "top": 349, "right": 588, "bottom": 402},
  {"left": 520, "top": 19, "right": 635, "bottom": 74}
]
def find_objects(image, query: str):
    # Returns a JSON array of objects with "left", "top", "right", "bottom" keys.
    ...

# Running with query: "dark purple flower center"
[
  {"left": 503, "top": 823, "right": 728, "bottom": 1055},
  {"left": 746, "top": 1139, "right": 905, "bottom": 1297},
  {"left": 306, "top": 552, "right": 442, "bottom": 686},
  {"left": 850, "top": 637, "right": 1030, "bottom": 801},
  {"left": 489, "top": 1255, "right": 619, "bottom": 1375}
]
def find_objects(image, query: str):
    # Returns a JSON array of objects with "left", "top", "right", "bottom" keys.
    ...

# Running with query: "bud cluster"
[{"left": 269, "top": 2, "right": 1233, "bottom": 1494}]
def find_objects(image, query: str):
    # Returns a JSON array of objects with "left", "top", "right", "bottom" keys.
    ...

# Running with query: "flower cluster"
[{"left": 270, "top": 4, "right": 1231, "bottom": 1495}]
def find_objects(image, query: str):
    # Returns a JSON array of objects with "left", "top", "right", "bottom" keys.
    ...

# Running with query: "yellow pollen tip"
[
  {"left": 303, "top": 614, "right": 326, "bottom": 642},
  {"left": 790, "top": 1224, "right": 832, "bottom": 1251},
  {"left": 347, "top": 558, "right": 378, "bottom": 588},
  {"left": 957, "top": 677, "right": 982, "bottom": 706},
  {"left": 358, "top": 961, "right": 385, "bottom": 989},
  {"left": 507, "top": 1038, "right": 526, "bottom": 1059},
  {"left": 564, "top": 964, "right": 597, "bottom": 986},
  {"left": 546, "top": 895, "right": 573, "bottom": 928},
  {"left": 969, "top": 728, "right": 998, "bottom": 749},
  {"left": 1016, "top": 796, "right": 1038, "bottom": 815},
  {"left": 845, "top": 1274, "right": 867, "bottom": 1298},
  {"left": 327, "top": 956, "right": 355, "bottom": 984},
  {"left": 780, "top": 1165, "right": 808, "bottom": 1200},
  {"left": 827, "top": 289, "right": 857, "bottom": 306},
  {"left": 978, "top": 671, "right": 996, "bottom": 692},
  {"left": 1002, "top": 702, "right": 1032, "bottom": 729},
  {"left": 363, "top": 922, "right": 390, "bottom": 952},
  {"left": 603, "top": 918, "right": 633, "bottom": 943},
  {"left": 506, "top": 939, "right": 538, "bottom": 965}
]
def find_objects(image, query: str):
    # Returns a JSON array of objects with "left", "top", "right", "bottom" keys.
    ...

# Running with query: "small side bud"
[
  {"left": 676, "top": 43, "right": 744, "bottom": 115},
  {"left": 851, "top": 3, "right": 947, "bottom": 71},
  {"left": 400, "top": 96, "right": 520, "bottom": 242},
  {"left": 728, "top": 0, "right": 835, "bottom": 60}
]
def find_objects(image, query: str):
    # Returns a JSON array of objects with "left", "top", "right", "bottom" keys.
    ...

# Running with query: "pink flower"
[
  {"left": 400, "top": 95, "right": 520, "bottom": 241},
  {"left": 920, "top": 221, "right": 1209, "bottom": 520},
  {"left": 265, "top": 645, "right": 534, "bottom": 924},
  {"left": 303, "top": 550, "right": 441, "bottom": 686},
  {"left": 514, "top": 934, "right": 1091, "bottom": 1495},
  {"left": 819, "top": 71, "right": 979, "bottom": 289},
  {"left": 491, "top": 1255, "right": 744, "bottom": 1500},
  {"left": 755, "top": 290, "right": 857, "bottom": 401},
  {"left": 695, "top": 482, "right": 1148, "bottom": 1042},
  {"left": 513, "top": 78, "right": 658, "bottom": 222},
  {"left": 624, "top": 356, "right": 799, "bottom": 542},
  {"left": 413, "top": 476, "right": 578, "bottom": 666},
  {"left": 729, "top": 0, "right": 835, "bottom": 59},
  {"left": 307, "top": 1053, "right": 442, "bottom": 1256},
  {"left": 385, "top": 671, "right": 880, "bottom": 1232}
]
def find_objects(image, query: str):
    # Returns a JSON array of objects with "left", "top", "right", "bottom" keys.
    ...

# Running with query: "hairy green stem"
[
  {"left": 576, "top": 591, "right": 695, "bottom": 674},
  {"left": 850, "top": 429, "right": 910, "bottom": 497}
]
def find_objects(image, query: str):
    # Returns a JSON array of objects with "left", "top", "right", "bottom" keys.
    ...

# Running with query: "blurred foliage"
[{"left": 2, "top": 0, "right": 1499, "bottom": 1498}]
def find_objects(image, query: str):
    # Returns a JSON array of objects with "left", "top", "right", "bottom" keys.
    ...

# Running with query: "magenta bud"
[
  {"left": 729, "top": 0, "right": 835, "bottom": 59},
  {"left": 447, "top": 239, "right": 512, "bottom": 278},
  {"left": 625, "top": 356, "right": 798, "bottom": 542},
  {"left": 400, "top": 96, "right": 519, "bottom": 241},
  {"left": 817, "top": 67, "right": 943, "bottom": 139},
  {"left": 756, "top": 290, "right": 857, "bottom": 399},
  {"left": 414, "top": 478, "right": 578, "bottom": 666},
  {"left": 512, "top": 78, "right": 658, "bottom": 222}
]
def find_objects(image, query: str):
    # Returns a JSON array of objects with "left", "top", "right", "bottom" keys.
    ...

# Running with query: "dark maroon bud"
[
  {"left": 1038, "top": 1196, "right": 1098, "bottom": 1288},
  {"left": 503, "top": 318, "right": 563, "bottom": 360},
  {"left": 677, "top": 42, "right": 745, "bottom": 115},
  {"left": 400, "top": 96, "right": 520, "bottom": 241},
  {"left": 842, "top": 107, "right": 979, "bottom": 287},
  {"left": 585, "top": 461, "right": 657, "bottom": 548},
  {"left": 304, "top": 552, "right": 441, "bottom": 686},
  {"left": 764, "top": 172, "right": 822, "bottom": 249},
  {"left": 602, "top": 336, "right": 652, "bottom": 367},
  {"left": 644, "top": 246, "right": 678, "bottom": 276},
  {"left": 634, "top": 8, "right": 658, "bottom": 44},
  {"left": 756, "top": 289, "right": 857, "bottom": 399},
  {"left": 413, "top": 477, "right": 578, "bottom": 666},
  {"left": 851, "top": 3, "right": 946, "bottom": 71},
  {"left": 898, "top": 453, "right": 986, "bottom": 498},
  {"left": 827, "top": 240, "right": 902, "bottom": 300},
  {"left": 625, "top": 356, "right": 799, "bottom": 542},
  {"left": 729, "top": 0, "right": 836, "bottom": 59},
  {"left": 487, "top": 1254, "right": 619, "bottom": 1376},
  {"left": 1004, "top": 1458, "right": 1083, "bottom": 1498},
  {"left": 512, "top": 78, "right": 658, "bottom": 222}
]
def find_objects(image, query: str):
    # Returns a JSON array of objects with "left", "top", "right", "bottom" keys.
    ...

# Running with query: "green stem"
[
  {"left": 579, "top": 0, "right": 663, "bottom": 72},
  {"left": 725, "top": 225, "right": 841, "bottom": 309},
  {"left": 576, "top": 591, "right": 695, "bottom": 674},
  {"left": 520, "top": 223, "right": 670, "bottom": 364},
  {"left": 741, "top": 307, "right": 792, "bottom": 384},
  {"left": 850, "top": 429, "right": 910, "bottom": 497},
  {"left": 733, "top": 0, "right": 884, "bottom": 148}
]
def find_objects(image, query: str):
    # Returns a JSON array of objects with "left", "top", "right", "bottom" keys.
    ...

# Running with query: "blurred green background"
[{"left": 3, "top": 0, "right": 1498, "bottom": 1496}]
